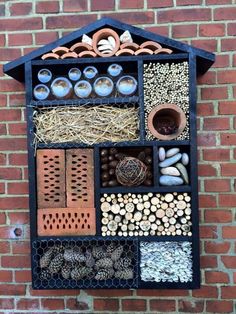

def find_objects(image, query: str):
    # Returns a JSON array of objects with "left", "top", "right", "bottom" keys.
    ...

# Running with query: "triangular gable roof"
[{"left": 3, "top": 17, "right": 215, "bottom": 82}]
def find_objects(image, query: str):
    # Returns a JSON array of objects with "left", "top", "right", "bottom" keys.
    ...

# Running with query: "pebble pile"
[
  {"left": 140, "top": 241, "right": 193, "bottom": 282},
  {"left": 100, "top": 192, "right": 192, "bottom": 237},
  {"left": 143, "top": 61, "right": 189, "bottom": 141},
  {"left": 159, "top": 147, "right": 189, "bottom": 186}
]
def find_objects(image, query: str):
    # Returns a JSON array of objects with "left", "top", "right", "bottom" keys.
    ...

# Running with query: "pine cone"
[
  {"left": 95, "top": 258, "right": 113, "bottom": 270},
  {"left": 64, "top": 248, "right": 86, "bottom": 263},
  {"left": 95, "top": 268, "right": 114, "bottom": 280},
  {"left": 92, "top": 246, "right": 107, "bottom": 260},
  {"left": 39, "top": 247, "right": 54, "bottom": 268},
  {"left": 52, "top": 244, "right": 64, "bottom": 254},
  {"left": 106, "top": 242, "right": 117, "bottom": 255},
  {"left": 39, "top": 268, "right": 52, "bottom": 280},
  {"left": 85, "top": 250, "right": 95, "bottom": 268},
  {"left": 114, "top": 257, "right": 132, "bottom": 270},
  {"left": 115, "top": 268, "right": 134, "bottom": 280},
  {"left": 61, "top": 263, "right": 71, "bottom": 279},
  {"left": 71, "top": 266, "right": 92, "bottom": 280},
  {"left": 111, "top": 245, "right": 124, "bottom": 261},
  {"left": 48, "top": 253, "right": 64, "bottom": 274}
]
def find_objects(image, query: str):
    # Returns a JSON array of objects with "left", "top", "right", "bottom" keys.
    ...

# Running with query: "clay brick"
[
  {"left": 0, "top": 241, "right": 10, "bottom": 254},
  {"left": 9, "top": 93, "right": 25, "bottom": 106},
  {"left": 0, "top": 109, "right": 21, "bottom": 121},
  {"left": 228, "top": 22, "right": 236, "bottom": 36},
  {"left": 0, "top": 167, "right": 21, "bottom": 180},
  {"left": 178, "top": 300, "right": 204, "bottom": 313},
  {"left": 0, "top": 79, "right": 24, "bottom": 93},
  {"left": 0, "top": 182, "right": 4, "bottom": 194},
  {"left": 147, "top": 0, "right": 173, "bottom": 8},
  {"left": 219, "top": 101, "right": 236, "bottom": 114},
  {"left": 191, "top": 39, "right": 217, "bottom": 52},
  {"left": 63, "top": 0, "right": 87, "bottom": 11},
  {"left": 221, "top": 286, "right": 236, "bottom": 299},
  {"left": 0, "top": 270, "right": 12, "bottom": 282},
  {"left": 41, "top": 299, "right": 65, "bottom": 310},
  {"left": 0, "top": 18, "right": 42, "bottom": 32},
  {"left": 199, "top": 195, "right": 216, "bottom": 208},
  {"left": 0, "top": 34, "right": 5, "bottom": 46},
  {"left": 206, "top": 300, "right": 233, "bottom": 313},
  {"left": 157, "top": 8, "right": 211, "bottom": 23},
  {"left": 38, "top": 207, "right": 96, "bottom": 236},
  {"left": 0, "top": 298, "right": 14, "bottom": 310},
  {"left": 205, "top": 271, "right": 229, "bottom": 284},
  {"left": 1, "top": 255, "right": 31, "bottom": 268},
  {"left": 16, "top": 298, "right": 40, "bottom": 310},
  {"left": 212, "top": 55, "right": 229, "bottom": 68},
  {"left": 12, "top": 241, "right": 30, "bottom": 254},
  {"left": 145, "top": 26, "right": 169, "bottom": 37},
  {"left": 222, "top": 227, "right": 236, "bottom": 239},
  {"left": 0, "top": 94, "right": 7, "bottom": 107},
  {"left": 15, "top": 270, "right": 32, "bottom": 283},
  {"left": 192, "top": 285, "right": 218, "bottom": 298},
  {"left": 205, "top": 241, "right": 230, "bottom": 254},
  {"left": 200, "top": 225, "right": 217, "bottom": 239},
  {"left": 8, "top": 182, "right": 29, "bottom": 195},
  {"left": 8, "top": 123, "right": 27, "bottom": 135},
  {"left": 9, "top": 153, "right": 27, "bottom": 166},
  {"left": 87, "top": 289, "right": 133, "bottom": 297},
  {"left": 8, "top": 33, "right": 32, "bottom": 46},
  {"left": 102, "top": 12, "right": 154, "bottom": 25},
  {"left": 9, "top": 2, "right": 32, "bottom": 15},
  {"left": 221, "top": 38, "right": 236, "bottom": 51},
  {"left": 122, "top": 299, "right": 146, "bottom": 312},
  {"left": 218, "top": 70, "right": 236, "bottom": 84},
  {"left": 137, "top": 289, "right": 189, "bottom": 296},
  {"left": 203, "top": 117, "right": 229, "bottom": 130},
  {"left": 204, "top": 210, "right": 232, "bottom": 223},
  {"left": 150, "top": 299, "right": 176, "bottom": 311},
  {"left": 199, "top": 23, "right": 225, "bottom": 37},
  {"left": 214, "top": 7, "right": 236, "bottom": 20},
  {"left": 204, "top": 179, "right": 230, "bottom": 192},
  {"left": 201, "top": 87, "right": 228, "bottom": 100},
  {"left": 0, "top": 124, "right": 6, "bottom": 135},
  {"left": 203, "top": 149, "right": 229, "bottom": 161},
  {"left": 120, "top": 0, "right": 144, "bottom": 9},
  {"left": 219, "top": 194, "right": 236, "bottom": 207},
  {"left": 36, "top": 1, "right": 59, "bottom": 13},
  {"left": 172, "top": 24, "right": 197, "bottom": 38},
  {"left": 0, "top": 138, "right": 27, "bottom": 151},
  {"left": 66, "top": 149, "right": 94, "bottom": 208},
  {"left": 46, "top": 14, "right": 97, "bottom": 29},
  {"left": 91, "top": 0, "right": 114, "bottom": 10},
  {"left": 94, "top": 299, "right": 119, "bottom": 311},
  {"left": 0, "top": 197, "right": 28, "bottom": 209},
  {"left": 0, "top": 284, "right": 26, "bottom": 296},
  {"left": 8, "top": 212, "right": 29, "bottom": 224},
  {"left": 221, "top": 164, "right": 236, "bottom": 176},
  {"left": 177, "top": 0, "right": 202, "bottom": 4},
  {"left": 0, "top": 212, "right": 5, "bottom": 224},
  {"left": 197, "top": 133, "right": 216, "bottom": 146},
  {"left": 35, "top": 31, "right": 58, "bottom": 45},
  {"left": 198, "top": 164, "right": 217, "bottom": 176},
  {"left": 197, "top": 71, "right": 216, "bottom": 85},
  {"left": 36, "top": 149, "right": 65, "bottom": 208}
]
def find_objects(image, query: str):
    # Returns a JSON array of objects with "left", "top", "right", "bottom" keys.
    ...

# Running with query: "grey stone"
[
  {"left": 166, "top": 148, "right": 180, "bottom": 158},
  {"left": 158, "top": 147, "right": 165, "bottom": 161},
  {"left": 159, "top": 175, "right": 184, "bottom": 186},
  {"left": 176, "top": 163, "right": 189, "bottom": 184},
  {"left": 182, "top": 153, "right": 189, "bottom": 166},
  {"left": 159, "top": 153, "right": 182, "bottom": 168},
  {"left": 160, "top": 167, "right": 181, "bottom": 176}
]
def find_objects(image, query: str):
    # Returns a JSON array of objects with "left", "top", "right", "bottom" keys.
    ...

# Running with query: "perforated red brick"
[
  {"left": 36, "top": 149, "right": 65, "bottom": 208},
  {"left": 37, "top": 207, "right": 96, "bottom": 236},
  {"left": 66, "top": 149, "right": 94, "bottom": 208}
]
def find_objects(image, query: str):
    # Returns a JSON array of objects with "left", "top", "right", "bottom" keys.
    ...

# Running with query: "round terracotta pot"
[
  {"left": 147, "top": 104, "right": 187, "bottom": 140},
  {"left": 92, "top": 28, "right": 120, "bottom": 57}
]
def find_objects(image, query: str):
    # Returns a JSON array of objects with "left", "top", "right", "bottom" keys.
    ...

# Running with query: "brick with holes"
[
  {"left": 66, "top": 149, "right": 94, "bottom": 208},
  {"left": 36, "top": 149, "right": 66, "bottom": 208},
  {"left": 37, "top": 207, "right": 96, "bottom": 236}
]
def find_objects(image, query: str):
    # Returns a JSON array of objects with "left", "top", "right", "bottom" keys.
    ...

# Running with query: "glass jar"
[
  {"left": 51, "top": 77, "right": 73, "bottom": 99},
  {"left": 68, "top": 68, "right": 81, "bottom": 81},
  {"left": 37, "top": 68, "right": 52, "bottom": 83},
  {"left": 116, "top": 75, "right": 137, "bottom": 96},
  {"left": 107, "top": 64, "right": 123, "bottom": 77},
  {"left": 74, "top": 80, "right": 92, "bottom": 98},
  {"left": 33, "top": 84, "right": 50, "bottom": 100},
  {"left": 94, "top": 76, "right": 114, "bottom": 97},
  {"left": 83, "top": 66, "right": 98, "bottom": 79}
]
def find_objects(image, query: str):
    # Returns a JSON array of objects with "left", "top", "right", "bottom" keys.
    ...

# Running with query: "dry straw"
[{"left": 34, "top": 104, "right": 139, "bottom": 145}]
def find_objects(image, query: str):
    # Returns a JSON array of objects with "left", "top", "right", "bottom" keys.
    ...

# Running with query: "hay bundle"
[{"left": 34, "top": 105, "right": 139, "bottom": 145}]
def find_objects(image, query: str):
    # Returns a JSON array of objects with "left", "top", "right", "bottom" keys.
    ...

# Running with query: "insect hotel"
[{"left": 4, "top": 18, "right": 215, "bottom": 289}]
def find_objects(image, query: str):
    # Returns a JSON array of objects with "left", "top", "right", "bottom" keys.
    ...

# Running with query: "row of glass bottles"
[{"left": 33, "top": 64, "right": 138, "bottom": 100}]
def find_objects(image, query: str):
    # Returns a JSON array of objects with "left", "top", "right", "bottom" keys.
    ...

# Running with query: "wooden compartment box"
[{"left": 3, "top": 17, "right": 215, "bottom": 289}]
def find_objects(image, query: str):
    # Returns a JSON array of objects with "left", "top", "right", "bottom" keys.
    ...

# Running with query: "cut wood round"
[
  {"left": 185, "top": 208, "right": 191, "bottom": 215},
  {"left": 108, "top": 220, "right": 118, "bottom": 231},
  {"left": 169, "top": 225, "right": 176, "bottom": 233},
  {"left": 169, "top": 217, "right": 176, "bottom": 225},
  {"left": 177, "top": 200, "right": 187, "bottom": 210},
  {"left": 101, "top": 226, "right": 108, "bottom": 232},
  {"left": 185, "top": 195, "right": 191, "bottom": 202},
  {"left": 151, "top": 223, "right": 158, "bottom": 230},
  {"left": 111, "top": 204, "right": 120, "bottom": 214},
  {"left": 157, "top": 225, "right": 164, "bottom": 232},
  {"left": 162, "top": 216, "right": 169, "bottom": 223},
  {"left": 151, "top": 197, "right": 159, "bottom": 205},
  {"left": 144, "top": 201, "right": 151, "bottom": 209},
  {"left": 180, "top": 217, "right": 187, "bottom": 224},
  {"left": 140, "top": 220, "right": 151, "bottom": 231},
  {"left": 143, "top": 195, "right": 149, "bottom": 201},
  {"left": 144, "top": 208, "right": 150, "bottom": 216},
  {"left": 156, "top": 209, "right": 165, "bottom": 218},
  {"left": 148, "top": 214, "right": 156, "bottom": 222},
  {"left": 101, "top": 202, "right": 111, "bottom": 212},
  {"left": 166, "top": 208, "right": 174, "bottom": 217},
  {"left": 177, "top": 209, "right": 184, "bottom": 216},
  {"left": 118, "top": 231, "right": 123, "bottom": 236},
  {"left": 102, "top": 217, "right": 109, "bottom": 225},
  {"left": 128, "top": 223, "right": 135, "bottom": 231},
  {"left": 177, "top": 194, "right": 184, "bottom": 200},
  {"left": 121, "top": 224, "right": 128, "bottom": 232},
  {"left": 114, "top": 215, "right": 121, "bottom": 223},
  {"left": 165, "top": 193, "right": 174, "bottom": 203},
  {"left": 133, "top": 198, "right": 139, "bottom": 204},
  {"left": 125, "top": 212, "right": 133, "bottom": 221},
  {"left": 150, "top": 205, "right": 157, "bottom": 212},
  {"left": 106, "top": 196, "right": 112, "bottom": 202},
  {"left": 134, "top": 211, "right": 142, "bottom": 222},
  {"left": 137, "top": 203, "right": 144, "bottom": 211},
  {"left": 176, "top": 229, "right": 182, "bottom": 235},
  {"left": 125, "top": 203, "right": 135, "bottom": 212},
  {"left": 161, "top": 202, "right": 168, "bottom": 210},
  {"left": 120, "top": 208, "right": 126, "bottom": 216},
  {"left": 150, "top": 230, "right": 155, "bottom": 236},
  {"left": 164, "top": 222, "right": 170, "bottom": 228}
]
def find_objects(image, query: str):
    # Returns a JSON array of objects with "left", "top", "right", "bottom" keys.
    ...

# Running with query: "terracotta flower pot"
[
  {"left": 70, "top": 42, "right": 92, "bottom": 53},
  {"left": 147, "top": 104, "right": 187, "bottom": 140},
  {"left": 92, "top": 28, "right": 120, "bottom": 57}
]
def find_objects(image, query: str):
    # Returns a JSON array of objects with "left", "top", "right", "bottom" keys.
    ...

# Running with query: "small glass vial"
[
  {"left": 94, "top": 76, "right": 114, "bottom": 97},
  {"left": 37, "top": 68, "right": 52, "bottom": 83},
  {"left": 33, "top": 84, "right": 50, "bottom": 100},
  {"left": 74, "top": 80, "right": 92, "bottom": 98},
  {"left": 107, "top": 64, "right": 123, "bottom": 77},
  {"left": 116, "top": 75, "right": 138, "bottom": 96},
  {"left": 68, "top": 68, "right": 81, "bottom": 81},
  {"left": 83, "top": 66, "right": 98, "bottom": 79},
  {"left": 51, "top": 77, "right": 73, "bottom": 99}
]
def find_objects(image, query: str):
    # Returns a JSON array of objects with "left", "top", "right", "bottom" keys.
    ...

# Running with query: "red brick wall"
[{"left": 0, "top": 0, "right": 235, "bottom": 313}]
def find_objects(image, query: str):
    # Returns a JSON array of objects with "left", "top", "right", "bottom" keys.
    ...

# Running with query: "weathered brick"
[
  {"left": 200, "top": 225, "right": 217, "bottom": 239},
  {"left": 0, "top": 270, "right": 12, "bottom": 282},
  {"left": 203, "top": 117, "right": 229, "bottom": 130},
  {"left": 221, "top": 38, "right": 236, "bottom": 51},
  {"left": 222, "top": 227, "right": 236, "bottom": 239},
  {"left": 218, "top": 70, "right": 236, "bottom": 84},
  {"left": 9, "top": 2, "right": 32, "bottom": 15},
  {"left": 203, "top": 149, "right": 229, "bottom": 161},
  {"left": 35, "top": 31, "right": 58, "bottom": 45},
  {"left": 8, "top": 182, "right": 29, "bottom": 195},
  {"left": 94, "top": 299, "right": 119, "bottom": 311},
  {"left": 192, "top": 285, "right": 218, "bottom": 298},
  {"left": 36, "top": 1, "right": 59, "bottom": 13},
  {"left": 221, "top": 286, "right": 236, "bottom": 299},
  {"left": 178, "top": 300, "right": 204, "bottom": 313},
  {"left": 122, "top": 299, "right": 147, "bottom": 312},
  {"left": 219, "top": 194, "right": 236, "bottom": 207},
  {"left": 172, "top": 24, "right": 197, "bottom": 38},
  {"left": 0, "top": 284, "right": 26, "bottom": 296},
  {"left": 214, "top": 7, "right": 236, "bottom": 20},
  {"left": 16, "top": 298, "right": 40, "bottom": 310},
  {"left": 206, "top": 300, "right": 233, "bottom": 313},
  {"left": 0, "top": 168, "right": 22, "bottom": 180},
  {"left": 150, "top": 299, "right": 176, "bottom": 312},
  {"left": 201, "top": 87, "right": 228, "bottom": 100},
  {"left": 204, "top": 210, "right": 232, "bottom": 223},
  {"left": 199, "top": 23, "right": 225, "bottom": 37},
  {"left": 0, "top": 18, "right": 42, "bottom": 31},
  {"left": 148, "top": 0, "right": 173, "bottom": 8},
  {"left": 63, "top": 0, "right": 87, "bottom": 12},
  {"left": 102, "top": 12, "right": 154, "bottom": 25},
  {"left": 221, "top": 164, "right": 236, "bottom": 176},
  {"left": 120, "top": 0, "right": 144, "bottom": 9},
  {"left": 197, "top": 133, "right": 216, "bottom": 146},
  {"left": 157, "top": 8, "right": 211, "bottom": 23},
  {"left": 8, "top": 33, "right": 32, "bottom": 46},
  {"left": 46, "top": 14, "right": 97, "bottom": 29},
  {"left": 198, "top": 164, "right": 217, "bottom": 176},
  {"left": 204, "top": 179, "right": 230, "bottom": 192},
  {"left": 205, "top": 271, "right": 229, "bottom": 284},
  {"left": 191, "top": 39, "right": 217, "bottom": 52},
  {"left": 0, "top": 299, "right": 14, "bottom": 310},
  {"left": 91, "top": 0, "right": 114, "bottom": 10},
  {"left": 1, "top": 255, "right": 30, "bottom": 268},
  {"left": 41, "top": 299, "right": 65, "bottom": 310}
]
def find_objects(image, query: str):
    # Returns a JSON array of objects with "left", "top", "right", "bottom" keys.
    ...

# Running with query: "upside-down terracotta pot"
[
  {"left": 92, "top": 28, "right": 120, "bottom": 57},
  {"left": 120, "top": 42, "right": 140, "bottom": 51},
  {"left": 52, "top": 46, "right": 70, "bottom": 55},
  {"left": 147, "top": 103, "right": 187, "bottom": 140},
  {"left": 140, "top": 41, "right": 162, "bottom": 51},
  {"left": 78, "top": 50, "right": 97, "bottom": 58},
  {"left": 115, "top": 48, "right": 135, "bottom": 56},
  {"left": 70, "top": 42, "right": 93, "bottom": 53}
]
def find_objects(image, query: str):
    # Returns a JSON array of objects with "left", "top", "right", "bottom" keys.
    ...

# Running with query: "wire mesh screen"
[{"left": 32, "top": 237, "right": 138, "bottom": 289}]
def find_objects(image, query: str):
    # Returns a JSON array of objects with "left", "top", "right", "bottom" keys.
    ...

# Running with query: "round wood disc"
[
  {"left": 156, "top": 209, "right": 165, "bottom": 218},
  {"left": 165, "top": 193, "right": 174, "bottom": 202},
  {"left": 101, "top": 202, "right": 111, "bottom": 212}
]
